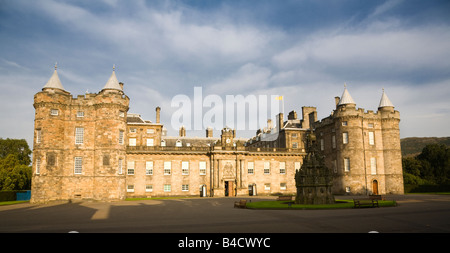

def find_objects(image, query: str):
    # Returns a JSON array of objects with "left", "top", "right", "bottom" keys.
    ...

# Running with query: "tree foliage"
[
  {"left": 0, "top": 138, "right": 32, "bottom": 191},
  {"left": 403, "top": 143, "right": 450, "bottom": 185}
]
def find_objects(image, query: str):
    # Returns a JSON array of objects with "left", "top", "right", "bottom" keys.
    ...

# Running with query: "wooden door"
[{"left": 372, "top": 180, "right": 379, "bottom": 195}]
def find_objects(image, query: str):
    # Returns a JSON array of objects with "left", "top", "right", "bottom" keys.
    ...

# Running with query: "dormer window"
[{"left": 176, "top": 140, "right": 182, "bottom": 147}]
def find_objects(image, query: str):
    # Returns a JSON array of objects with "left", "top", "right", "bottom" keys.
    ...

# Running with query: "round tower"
[
  {"left": 31, "top": 65, "right": 72, "bottom": 203},
  {"left": 378, "top": 89, "right": 404, "bottom": 194}
]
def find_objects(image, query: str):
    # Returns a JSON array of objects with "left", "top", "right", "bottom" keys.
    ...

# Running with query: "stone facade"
[{"left": 30, "top": 68, "right": 403, "bottom": 203}]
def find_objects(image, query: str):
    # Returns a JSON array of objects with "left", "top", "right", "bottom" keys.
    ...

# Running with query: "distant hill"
[{"left": 401, "top": 137, "right": 450, "bottom": 157}]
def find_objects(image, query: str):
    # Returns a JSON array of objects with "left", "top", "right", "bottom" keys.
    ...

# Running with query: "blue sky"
[{"left": 1, "top": 0, "right": 450, "bottom": 147}]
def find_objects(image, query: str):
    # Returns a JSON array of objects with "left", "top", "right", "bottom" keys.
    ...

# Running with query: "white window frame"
[
  {"left": 75, "top": 127, "right": 84, "bottom": 145},
  {"left": 369, "top": 131, "right": 375, "bottom": 145},
  {"left": 280, "top": 183, "right": 287, "bottom": 191},
  {"left": 176, "top": 140, "right": 182, "bottom": 147},
  {"left": 248, "top": 161, "right": 254, "bottom": 175},
  {"left": 147, "top": 129, "right": 155, "bottom": 134},
  {"left": 129, "top": 138, "right": 136, "bottom": 146},
  {"left": 36, "top": 158, "right": 41, "bottom": 174},
  {"left": 182, "top": 184, "right": 189, "bottom": 192},
  {"left": 164, "top": 161, "right": 171, "bottom": 175},
  {"left": 127, "top": 161, "right": 135, "bottom": 175},
  {"left": 127, "top": 185, "right": 134, "bottom": 192},
  {"left": 295, "top": 162, "right": 301, "bottom": 172},
  {"left": 146, "top": 185, "right": 153, "bottom": 192},
  {"left": 182, "top": 161, "right": 189, "bottom": 175},
  {"left": 199, "top": 161, "right": 206, "bottom": 175},
  {"left": 119, "top": 130, "right": 124, "bottom": 145},
  {"left": 74, "top": 157, "right": 82, "bottom": 174},
  {"left": 343, "top": 132, "right": 349, "bottom": 144},
  {"left": 77, "top": 111, "right": 84, "bottom": 117},
  {"left": 370, "top": 157, "right": 377, "bottom": 175},
  {"left": 164, "top": 184, "right": 171, "bottom": 192},
  {"left": 118, "top": 159, "right": 123, "bottom": 174},
  {"left": 279, "top": 162, "right": 286, "bottom": 174},
  {"left": 146, "top": 161, "right": 153, "bottom": 175},
  {"left": 344, "top": 158, "right": 350, "bottom": 172},
  {"left": 146, "top": 138, "right": 154, "bottom": 147},
  {"left": 264, "top": 161, "right": 270, "bottom": 175},
  {"left": 130, "top": 128, "right": 137, "bottom": 133},
  {"left": 264, "top": 183, "right": 271, "bottom": 191},
  {"left": 36, "top": 130, "right": 41, "bottom": 144},
  {"left": 161, "top": 140, "right": 166, "bottom": 146},
  {"left": 51, "top": 109, "right": 59, "bottom": 116}
]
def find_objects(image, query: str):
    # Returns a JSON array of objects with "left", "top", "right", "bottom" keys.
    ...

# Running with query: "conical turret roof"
[
  {"left": 378, "top": 88, "right": 394, "bottom": 108},
  {"left": 102, "top": 65, "right": 123, "bottom": 91},
  {"left": 338, "top": 85, "right": 355, "bottom": 106},
  {"left": 43, "top": 64, "right": 65, "bottom": 91}
]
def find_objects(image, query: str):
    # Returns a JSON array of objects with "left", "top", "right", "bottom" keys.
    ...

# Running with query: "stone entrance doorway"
[
  {"left": 224, "top": 181, "right": 235, "bottom": 197},
  {"left": 372, "top": 180, "right": 379, "bottom": 195}
]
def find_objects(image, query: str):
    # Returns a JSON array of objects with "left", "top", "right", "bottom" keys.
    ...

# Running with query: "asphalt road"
[{"left": 1, "top": 194, "right": 449, "bottom": 233}]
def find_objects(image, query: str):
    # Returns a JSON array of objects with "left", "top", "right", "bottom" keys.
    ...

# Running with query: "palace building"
[{"left": 30, "top": 67, "right": 404, "bottom": 203}]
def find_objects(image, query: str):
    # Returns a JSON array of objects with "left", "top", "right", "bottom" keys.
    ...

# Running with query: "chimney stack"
[
  {"left": 156, "top": 106, "right": 160, "bottom": 123},
  {"left": 206, "top": 127, "right": 213, "bottom": 138}
]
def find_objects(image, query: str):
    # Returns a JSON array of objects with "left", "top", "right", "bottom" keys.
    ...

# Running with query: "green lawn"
[
  {"left": 0, "top": 200, "right": 29, "bottom": 206},
  {"left": 245, "top": 199, "right": 397, "bottom": 210}
]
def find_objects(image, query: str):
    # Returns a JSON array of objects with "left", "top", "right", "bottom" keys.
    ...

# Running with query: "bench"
[
  {"left": 353, "top": 199, "right": 379, "bottom": 208},
  {"left": 369, "top": 195, "right": 385, "bottom": 200},
  {"left": 276, "top": 195, "right": 293, "bottom": 201},
  {"left": 234, "top": 199, "right": 247, "bottom": 208}
]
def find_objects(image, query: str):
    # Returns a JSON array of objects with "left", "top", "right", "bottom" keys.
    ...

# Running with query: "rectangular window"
[
  {"left": 161, "top": 140, "right": 166, "bottom": 146},
  {"left": 199, "top": 161, "right": 206, "bottom": 175},
  {"left": 344, "top": 158, "right": 350, "bottom": 172},
  {"left": 333, "top": 160, "right": 337, "bottom": 173},
  {"left": 343, "top": 132, "right": 349, "bottom": 144},
  {"left": 51, "top": 109, "right": 59, "bottom": 116},
  {"left": 74, "top": 157, "right": 82, "bottom": 174},
  {"left": 332, "top": 135, "right": 336, "bottom": 149},
  {"left": 146, "top": 161, "right": 153, "bottom": 175},
  {"left": 295, "top": 162, "right": 301, "bottom": 172},
  {"left": 147, "top": 129, "right": 155, "bottom": 134},
  {"left": 36, "top": 130, "right": 41, "bottom": 144},
  {"left": 182, "top": 161, "right": 189, "bottom": 175},
  {"left": 164, "top": 184, "right": 171, "bottom": 192},
  {"left": 280, "top": 183, "right": 287, "bottom": 191},
  {"left": 119, "top": 111, "right": 125, "bottom": 117},
  {"left": 292, "top": 133, "right": 297, "bottom": 138},
  {"left": 127, "top": 161, "right": 135, "bottom": 175},
  {"left": 264, "top": 183, "right": 271, "bottom": 191},
  {"left": 130, "top": 128, "right": 137, "bottom": 133},
  {"left": 370, "top": 157, "right": 377, "bottom": 175},
  {"left": 264, "top": 161, "right": 270, "bottom": 174},
  {"left": 279, "top": 162, "right": 286, "bottom": 174},
  {"left": 146, "top": 185, "right": 153, "bottom": 192},
  {"left": 146, "top": 138, "right": 154, "bottom": 146},
  {"left": 36, "top": 158, "right": 41, "bottom": 174},
  {"left": 77, "top": 111, "right": 84, "bottom": 117},
  {"left": 292, "top": 142, "right": 298, "bottom": 148},
  {"left": 368, "top": 123, "right": 374, "bottom": 128},
  {"left": 127, "top": 185, "right": 134, "bottom": 192},
  {"left": 129, "top": 138, "right": 136, "bottom": 146},
  {"left": 182, "top": 184, "right": 189, "bottom": 191},
  {"left": 75, "top": 127, "right": 84, "bottom": 145},
  {"left": 346, "top": 186, "right": 351, "bottom": 193},
  {"left": 369, "top": 132, "right": 375, "bottom": 145},
  {"left": 164, "top": 161, "right": 171, "bottom": 175},
  {"left": 320, "top": 139, "right": 324, "bottom": 151},
  {"left": 119, "top": 130, "right": 124, "bottom": 145},
  {"left": 342, "top": 121, "right": 348, "bottom": 126},
  {"left": 248, "top": 161, "right": 254, "bottom": 174},
  {"left": 118, "top": 159, "right": 123, "bottom": 174}
]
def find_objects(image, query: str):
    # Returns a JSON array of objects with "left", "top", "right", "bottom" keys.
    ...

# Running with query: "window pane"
[
  {"left": 75, "top": 128, "right": 84, "bottom": 144},
  {"left": 74, "top": 157, "right": 82, "bottom": 174}
]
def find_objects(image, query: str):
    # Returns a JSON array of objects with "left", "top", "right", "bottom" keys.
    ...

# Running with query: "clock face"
[{"left": 226, "top": 138, "right": 230, "bottom": 143}]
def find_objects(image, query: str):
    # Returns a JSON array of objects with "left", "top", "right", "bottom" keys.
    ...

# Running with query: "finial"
[
  {"left": 344, "top": 82, "right": 347, "bottom": 88},
  {"left": 55, "top": 62, "right": 58, "bottom": 70},
  {"left": 113, "top": 64, "right": 115, "bottom": 71}
]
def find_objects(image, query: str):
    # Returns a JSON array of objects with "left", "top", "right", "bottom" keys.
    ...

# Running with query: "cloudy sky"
[{"left": 1, "top": 0, "right": 450, "bottom": 147}]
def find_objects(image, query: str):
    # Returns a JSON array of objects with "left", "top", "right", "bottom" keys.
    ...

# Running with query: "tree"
[{"left": 0, "top": 139, "right": 32, "bottom": 191}]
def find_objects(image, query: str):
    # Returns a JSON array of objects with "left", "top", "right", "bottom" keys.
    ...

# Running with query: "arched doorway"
[{"left": 372, "top": 180, "right": 379, "bottom": 195}]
